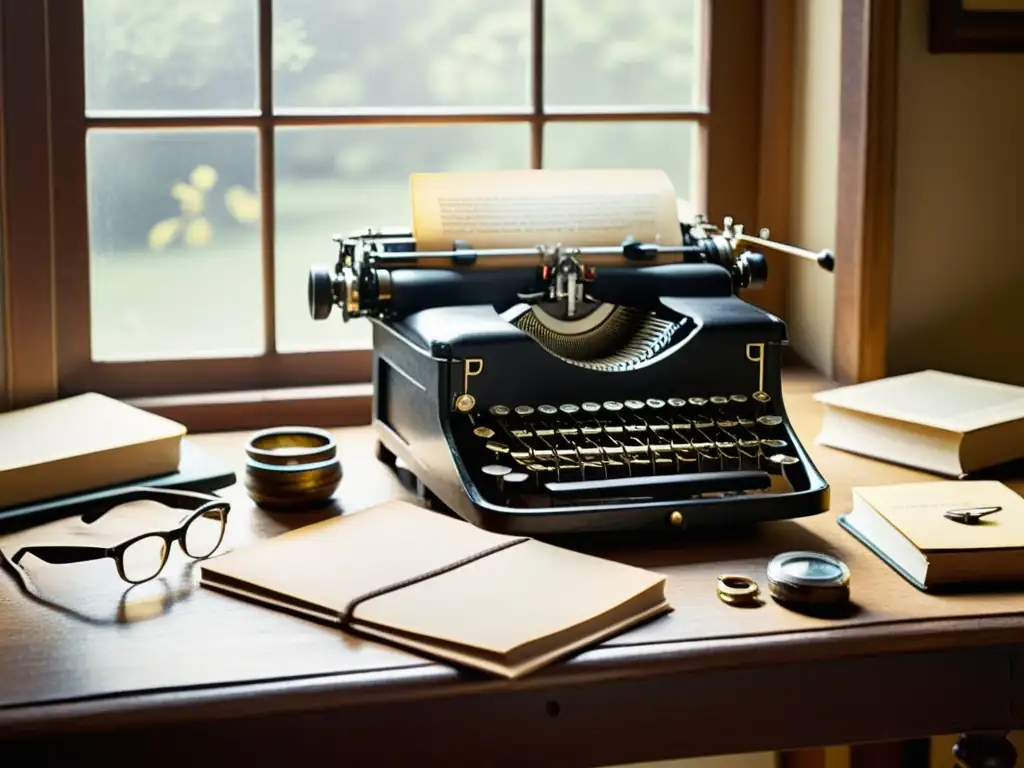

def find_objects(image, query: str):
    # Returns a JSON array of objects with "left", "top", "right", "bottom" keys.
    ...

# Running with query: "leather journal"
[{"left": 200, "top": 500, "right": 671, "bottom": 677}]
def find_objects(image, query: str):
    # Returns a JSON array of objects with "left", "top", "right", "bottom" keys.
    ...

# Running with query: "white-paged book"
[{"left": 813, "top": 370, "right": 1024, "bottom": 477}]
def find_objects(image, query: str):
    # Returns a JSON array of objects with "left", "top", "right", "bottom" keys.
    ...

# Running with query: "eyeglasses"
[{"left": 11, "top": 487, "right": 231, "bottom": 584}]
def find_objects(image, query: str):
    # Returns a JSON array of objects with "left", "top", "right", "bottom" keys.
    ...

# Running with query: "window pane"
[
  {"left": 272, "top": 0, "right": 530, "bottom": 111},
  {"left": 543, "top": 122, "right": 699, "bottom": 213},
  {"left": 84, "top": 0, "right": 258, "bottom": 112},
  {"left": 87, "top": 129, "right": 263, "bottom": 361},
  {"left": 544, "top": 0, "right": 703, "bottom": 108},
  {"left": 275, "top": 124, "right": 530, "bottom": 352}
]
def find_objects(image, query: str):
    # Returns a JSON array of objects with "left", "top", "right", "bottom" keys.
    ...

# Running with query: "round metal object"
[
  {"left": 538, "top": 404, "right": 558, "bottom": 415},
  {"left": 482, "top": 464, "right": 512, "bottom": 477},
  {"left": 243, "top": 429, "right": 342, "bottom": 511},
  {"left": 455, "top": 394, "right": 476, "bottom": 413},
  {"left": 514, "top": 405, "right": 535, "bottom": 417},
  {"left": 246, "top": 426, "right": 337, "bottom": 466},
  {"left": 766, "top": 551, "right": 851, "bottom": 606},
  {"left": 559, "top": 403, "right": 580, "bottom": 415},
  {"left": 474, "top": 426, "right": 496, "bottom": 439},
  {"left": 730, "top": 394, "right": 748, "bottom": 404},
  {"left": 504, "top": 472, "right": 529, "bottom": 484},
  {"left": 489, "top": 404, "right": 510, "bottom": 417},
  {"left": 646, "top": 398, "right": 666, "bottom": 409},
  {"left": 769, "top": 453, "right": 800, "bottom": 466},
  {"left": 582, "top": 402, "right": 602, "bottom": 413},
  {"left": 603, "top": 400, "right": 624, "bottom": 412},
  {"left": 669, "top": 510, "right": 684, "bottom": 527},
  {"left": 757, "top": 415, "right": 783, "bottom": 427},
  {"left": 761, "top": 438, "right": 788, "bottom": 449},
  {"left": 752, "top": 391, "right": 772, "bottom": 403},
  {"left": 624, "top": 399, "right": 645, "bottom": 410},
  {"left": 710, "top": 396, "right": 729, "bottom": 405},
  {"left": 667, "top": 397, "right": 687, "bottom": 408},
  {"left": 717, "top": 575, "right": 761, "bottom": 606},
  {"left": 688, "top": 397, "right": 708, "bottom": 407}
]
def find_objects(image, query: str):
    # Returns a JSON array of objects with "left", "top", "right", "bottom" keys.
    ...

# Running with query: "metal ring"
[
  {"left": 246, "top": 426, "right": 337, "bottom": 466},
  {"left": 717, "top": 574, "right": 761, "bottom": 605}
]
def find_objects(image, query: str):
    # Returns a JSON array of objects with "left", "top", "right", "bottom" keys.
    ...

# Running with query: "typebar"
[{"left": 544, "top": 470, "right": 772, "bottom": 497}]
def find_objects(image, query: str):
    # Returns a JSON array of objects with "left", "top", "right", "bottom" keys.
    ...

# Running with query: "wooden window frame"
[{"left": 3, "top": 0, "right": 779, "bottom": 429}]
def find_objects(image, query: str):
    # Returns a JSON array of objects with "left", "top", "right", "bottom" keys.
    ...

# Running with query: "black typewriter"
[{"left": 308, "top": 214, "right": 835, "bottom": 536}]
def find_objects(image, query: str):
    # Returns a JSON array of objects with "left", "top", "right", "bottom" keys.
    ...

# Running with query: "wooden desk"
[{"left": 1, "top": 368, "right": 1022, "bottom": 767}]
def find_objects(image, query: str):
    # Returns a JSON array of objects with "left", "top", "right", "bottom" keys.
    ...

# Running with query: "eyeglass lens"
[
  {"left": 183, "top": 507, "right": 226, "bottom": 559},
  {"left": 121, "top": 535, "right": 168, "bottom": 583}
]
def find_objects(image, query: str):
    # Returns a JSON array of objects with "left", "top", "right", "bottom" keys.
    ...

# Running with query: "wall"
[
  {"left": 888, "top": 0, "right": 1024, "bottom": 386},
  {"left": 786, "top": 0, "right": 841, "bottom": 378}
]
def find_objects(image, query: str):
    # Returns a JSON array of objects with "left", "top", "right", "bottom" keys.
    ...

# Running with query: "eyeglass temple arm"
[
  {"left": 80, "top": 487, "right": 226, "bottom": 524},
  {"left": 12, "top": 545, "right": 109, "bottom": 566}
]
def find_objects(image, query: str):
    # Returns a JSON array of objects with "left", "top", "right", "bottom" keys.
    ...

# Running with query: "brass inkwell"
[{"left": 244, "top": 426, "right": 342, "bottom": 509}]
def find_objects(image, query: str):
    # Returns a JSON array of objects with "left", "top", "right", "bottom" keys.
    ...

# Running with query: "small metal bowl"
[{"left": 243, "top": 427, "right": 342, "bottom": 509}]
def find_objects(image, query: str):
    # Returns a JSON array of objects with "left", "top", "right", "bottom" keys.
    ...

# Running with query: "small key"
[
  {"left": 538, "top": 404, "right": 558, "bottom": 415},
  {"left": 753, "top": 391, "right": 771, "bottom": 403},
  {"left": 474, "top": 426, "right": 495, "bottom": 438},
  {"left": 582, "top": 402, "right": 602, "bottom": 413},
  {"left": 514, "top": 405, "right": 535, "bottom": 417},
  {"left": 769, "top": 454, "right": 799, "bottom": 466},
  {"left": 490, "top": 405, "right": 510, "bottom": 416},
  {"left": 757, "top": 415, "right": 783, "bottom": 427}
]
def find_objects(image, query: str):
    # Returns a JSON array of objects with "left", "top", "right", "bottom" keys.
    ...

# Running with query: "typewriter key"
[
  {"left": 514, "top": 405, "right": 535, "bottom": 417},
  {"left": 753, "top": 391, "right": 772, "bottom": 403},
  {"left": 473, "top": 426, "right": 496, "bottom": 439},
  {"left": 757, "top": 415, "right": 783, "bottom": 427},
  {"left": 730, "top": 394, "right": 749, "bottom": 404},
  {"left": 603, "top": 400, "right": 624, "bottom": 412},
  {"left": 688, "top": 397, "right": 708, "bottom": 407},
  {"left": 504, "top": 472, "right": 529, "bottom": 484},
  {"left": 559, "top": 403, "right": 580, "bottom": 415},
  {"left": 624, "top": 399, "right": 645, "bottom": 410},
  {"left": 761, "top": 438, "right": 788, "bottom": 449},
  {"left": 582, "top": 402, "right": 602, "bottom": 413},
  {"left": 769, "top": 453, "right": 799, "bottom": 466},
  {"left": 646, "top": 398, "right": 666, "bottom": 409},
  {"left": 483, "top": 464, "right": 512, "bottom": 477},
  {"left": 667, "top": 398, "right": 687, "bottom": 408},
  {"left": 485, "top": 440, "right": 510, "bottom": 454},
  {"left": 710, "top": 396, "right": 729, "bottom": 405},
  {"left": 538, "top": 404, "right": 558, "bottom": 415},
  {"left": 489, "top": 405, "right": 510, "bottom": 417}
]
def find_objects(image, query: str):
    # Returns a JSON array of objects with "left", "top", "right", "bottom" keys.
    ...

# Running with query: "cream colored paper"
[
  {"left": 200, "top": 500, "right": 670, "bottom": 678},
  {"left": 409, "top": 169, "right": 684, "bottom": 251}
]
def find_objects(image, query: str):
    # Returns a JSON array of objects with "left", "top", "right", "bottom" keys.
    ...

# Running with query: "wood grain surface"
[{"left": 1, "top": 367, "right": 1023, "bottom": 753}]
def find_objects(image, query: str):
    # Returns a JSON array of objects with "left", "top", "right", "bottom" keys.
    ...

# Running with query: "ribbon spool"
[{"left": 244, "top": 427, "right": 342, "bottom": 509}]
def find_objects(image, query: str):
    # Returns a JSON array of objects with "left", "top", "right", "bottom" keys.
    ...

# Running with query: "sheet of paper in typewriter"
[{"left": 409, "top": 168, "right": 684, "bottom": 251}]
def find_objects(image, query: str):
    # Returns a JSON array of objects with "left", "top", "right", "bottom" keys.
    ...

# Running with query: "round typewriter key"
[
  {"left": 667, "top": 398, "right": 687, "bottom": 408},
  {"left": 504, "top": 471, "right": 529, "bottom": 484},
  {"left": 624, "top": 399, "right": 645, "bottom": 410},
  {"left": 603, "top": 400, "right": 624, "bottom": 412},
  {"left": 559, "top": 403, "right": 580, "bottom": 415},
  {"left": 473, "top": 426, "right": 496, "bottom": 439},
  {"left": 645, "top": 398, "right": 666, "bottom": 409},
  {"left": 757, "top": 415, "right": 783, "bottom": 427},
  {"left": 769, "top": 453, "right": 800, "bottom": 466},
  {"left": 538, "top": 404, "right": 558, "bottom": 415},
  {"left": 582, "top": 401, "right": 602, "bottom": 413},
  {"left": 489, "top": 404, "right": 510, "bottom": 417},
  {"left": 514, "top": 405, "right": 535, "bottom": 417},
  {"left": 688, "top": 397, "right": 708, "bottom": 407},
  {"left": 710, "top": 396, "right": 729, "bottom": 405},
  {"left": 717, "top": 420, "right": 738, "bottom": 429},
  {"left": 753, "top": 391, "right": 772, "bottom": 403},
  {"left": 482, "top": 464, "right": 512, "bottom": 477},
  {"left": 761, "top": 438, "right": 788, "bottom": 449},
  {"left": 730, "top": 394, "right": 749, "bottom": 404}
]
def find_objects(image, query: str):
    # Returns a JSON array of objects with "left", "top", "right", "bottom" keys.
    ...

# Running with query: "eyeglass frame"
[{"left": 10, "top": 487, "right": 232, "bottom": 584}]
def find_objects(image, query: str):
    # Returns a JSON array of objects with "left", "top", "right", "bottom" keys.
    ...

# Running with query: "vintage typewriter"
[{"left": 308, "top": 207, "right": 834, "bottom": 536}]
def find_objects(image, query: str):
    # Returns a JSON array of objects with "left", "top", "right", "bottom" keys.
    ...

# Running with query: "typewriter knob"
[
  {"left": 308, "top": 264, "right": 336, "bottom": 320},
  {"left": 740, "top": 252, "right": 768, "bottom": 289}
]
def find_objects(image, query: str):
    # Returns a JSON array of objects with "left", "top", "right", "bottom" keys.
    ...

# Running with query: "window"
[{"left": 4, "top": 0, "right": 765, "bottom": 419}]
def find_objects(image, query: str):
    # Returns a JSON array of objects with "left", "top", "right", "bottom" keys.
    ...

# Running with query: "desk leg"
[{"left": 952, "top": 732, "right": 1017, "bottom": 768}]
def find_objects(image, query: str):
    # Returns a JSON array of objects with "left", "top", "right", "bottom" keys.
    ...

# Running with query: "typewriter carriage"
[{"left": 308, "top": 213, "right": 834, "bottom": 536}]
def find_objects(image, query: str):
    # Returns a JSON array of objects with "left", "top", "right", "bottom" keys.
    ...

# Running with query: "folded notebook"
[{"left": 200, "top": 501, "right": 671, "bottom": 678}]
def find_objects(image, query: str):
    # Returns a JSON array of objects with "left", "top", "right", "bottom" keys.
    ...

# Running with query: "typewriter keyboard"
[{"left": 460, "top": 393, "right": 802, "bottom": 502}]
